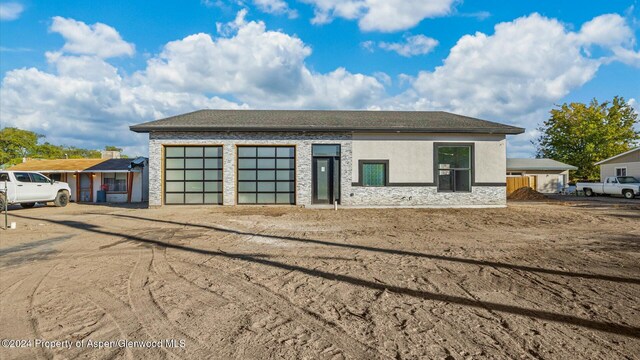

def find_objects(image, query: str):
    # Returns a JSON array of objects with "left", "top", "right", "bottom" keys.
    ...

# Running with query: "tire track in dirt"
[{"left": 169, "top": 255, "right": 382, "bottom": 359}]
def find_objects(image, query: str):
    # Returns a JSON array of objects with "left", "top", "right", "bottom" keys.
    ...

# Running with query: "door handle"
[
  {"left": 37, "top": 185, "right": 42, "bottom": 187},
  {"left": 17, "top": 184, "right": 23, "bottom": 187}
]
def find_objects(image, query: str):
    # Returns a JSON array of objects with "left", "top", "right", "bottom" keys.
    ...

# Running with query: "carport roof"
[
  {"left": 507, "top": 158, "right": 578, "bottom": 171},
  {"left": 130, "top": 110, "right": 525, "bottom": 134},
  {"left": 7, "top": 158, "right": 107, "bottom": 172}
]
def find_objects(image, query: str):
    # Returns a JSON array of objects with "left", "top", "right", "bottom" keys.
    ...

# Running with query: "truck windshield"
[{"left": 617, "top": 176, "right": 640, "bottom": 183}]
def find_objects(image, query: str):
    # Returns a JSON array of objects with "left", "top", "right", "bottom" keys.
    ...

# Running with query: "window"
[
  {"left": 436, "top": 145, "right": 472, "bottom": 192},
  {"left": 164, "top": 146, "right": 223, "bottom": 205},
  {"left": 30, "top": 173, "right": 50, "bottom": 183},
  {"left": 312, "top": 144, "right": 341, "bottom": 157},
  {"left": 0, "top": 173, "right": 10, "bottom": 182},
  {"left": 103, "top": 173, "right": 127, "bottom": 192},
  {"left": 616, "top": 167, "right": 627, "bottom": 177},
  {"left": 237, "top": 146, "right": 295, "bottom": 204},
  {"left": 362, "top": 163, "right": 386, "bottom": 187},
  {"left": 14, "top": 173, "right": 31, "bottom": 182}
]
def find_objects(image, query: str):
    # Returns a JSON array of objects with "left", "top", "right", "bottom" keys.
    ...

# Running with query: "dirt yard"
[{"left": 0, "top": 200, "right": 639, "bottom": 359}]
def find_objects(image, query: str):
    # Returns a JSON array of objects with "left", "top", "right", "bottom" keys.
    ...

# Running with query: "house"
[
  {"left": 8, "top": 156, "right": 149, "bottom": 203},
  {"left": 130, "top": 110, "right": 524, "bottom": 207},
  {"left": 594, "top": 147, "right": 640, "bottom": 180},
  {"left": 506, "top": 158, "right": 577, "bottom": 193}
]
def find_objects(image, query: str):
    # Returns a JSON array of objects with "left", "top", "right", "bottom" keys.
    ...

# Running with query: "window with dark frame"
[
  {"left": 164, "top": 146, "right": 223, "bottom": 205},
  {"left": 103, "top": 173, "right": 127, "bottom": 192},
  {"left": 436, "top": 145, "right": 472, "bottom": 192},
  {"left": 362, "top": 163, "right": 386, "bottom": 187},
  {"left": 616, "top": 167, "right": 627, "bottom": 177},
  {"left": 237, "top": 146, "right": 295, "bottom": 204}
]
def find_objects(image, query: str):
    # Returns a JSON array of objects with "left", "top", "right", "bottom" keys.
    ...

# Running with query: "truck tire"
[
  {"left": 623, "top": 190, "right": 635, "bottom": 199},
  {"left": 54, "top": 190, "right": 69, "bottom": 207},
  {"left": 0, "top": 193, "right": 5, "bottom": 213},
  {"left": 20, "top": 202, "right": 36, "bottom": 208},
  {"left": 584, "top": 188, "right": 594, "bottom": 197}
]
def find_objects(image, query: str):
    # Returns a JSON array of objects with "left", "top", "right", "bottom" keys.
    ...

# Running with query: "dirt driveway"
[{"left": 0, "top": 201, "right": 639, "bottom": 359}]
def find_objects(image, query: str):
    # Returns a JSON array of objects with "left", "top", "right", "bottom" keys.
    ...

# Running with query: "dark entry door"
[{"left": 312, "top": 157, "right": 340, "bottom": 204}]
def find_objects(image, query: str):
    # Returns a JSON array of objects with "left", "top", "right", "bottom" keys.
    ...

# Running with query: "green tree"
[
  {"left": 105, "top": 145, "right": 123, "bottom": 152},
  {"left": 0, "top": 128, "right": 43, "bottom": 166},
  {"left": 535, "top": 96, "right": 639, "bottom": 180}
]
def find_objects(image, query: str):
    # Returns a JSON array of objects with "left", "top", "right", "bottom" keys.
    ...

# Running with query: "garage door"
[
  {"left": 237, "top": 146, "right": 295, "bottom": 204},
  {"left": 164, "top": 146, "right": 223, "bottom": 204}
]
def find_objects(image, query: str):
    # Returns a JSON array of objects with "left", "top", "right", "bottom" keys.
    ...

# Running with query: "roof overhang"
[{"left": 130, "top": 126, "right": 525, "bottom": 135}]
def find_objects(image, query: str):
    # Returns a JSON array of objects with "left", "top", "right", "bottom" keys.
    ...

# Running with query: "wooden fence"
[{"left": 507, "top": 176, "right": 537, "bottom": 195}]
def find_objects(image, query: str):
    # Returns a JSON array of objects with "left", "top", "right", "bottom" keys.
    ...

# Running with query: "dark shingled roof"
[
  {"left": 130, "top": 110, "right": 525, "bottom": 134},
  {"left": 84, "top": 159, "right": 135, "bottom": 172}
]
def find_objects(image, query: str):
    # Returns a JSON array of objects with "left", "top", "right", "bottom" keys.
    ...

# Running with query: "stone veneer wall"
[
  {"left": 148, "top": 131, "right": 352, "bottom": 206},
  {"left": 148, "top": 131, "right": 506, "bottom": 207}
]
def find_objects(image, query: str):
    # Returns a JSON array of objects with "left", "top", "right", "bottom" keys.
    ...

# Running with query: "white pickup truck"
[
  {"left": 0, "top": 171, "right": 71, "bottom": 210},
  {"left": 576, "top": 176, "right": 640, "bottom": 199}
]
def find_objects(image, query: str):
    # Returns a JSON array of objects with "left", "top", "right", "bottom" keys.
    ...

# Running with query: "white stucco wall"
[{"left": 351, "top": 133, "right": 506, "bottom": 184}]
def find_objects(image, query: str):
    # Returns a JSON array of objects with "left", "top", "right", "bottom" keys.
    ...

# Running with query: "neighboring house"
[
  {"left": 506, "top": 158, "right": 577, "bottom": 194},
  {"left": 130, "top": 110, "right": 524, "bottom": 207},
  {"left": 7, "top": 157, "right": 149, "bottom": 203},
  {"left": 594, "top": 147, "right": 640, "bottom": 180}
]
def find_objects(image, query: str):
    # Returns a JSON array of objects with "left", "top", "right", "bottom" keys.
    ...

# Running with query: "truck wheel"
[
  {"left": 584, "top": 188, "right": 594, "bottom": 197},
  {"left": 20, "top": 203, "right": 36, "bottom": 208},
  {"left": 54, "top": 190, "right": 70, "bottom": 207},
  {"left": 623, "top": 190, "right": 635, "bottom": 199},
  {"left": 0, "top": 193, "right": 5, "bottom": 213}
]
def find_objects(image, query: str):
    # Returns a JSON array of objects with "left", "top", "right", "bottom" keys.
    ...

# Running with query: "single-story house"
[
  {"left": 506, "top": 158, "right": 577, "bottom": 193},
  {"left": 131, "top": 110, "right": 524, "bottom": 207},
  {"left": 595, "top": 147, "right": 640, "bottom": 180},
  {"left": 8, "top": 157, "right": 149, "bottom": 203}
]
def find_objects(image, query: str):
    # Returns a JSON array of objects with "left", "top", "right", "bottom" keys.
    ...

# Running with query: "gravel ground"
[{"left": 0, "top": 201, "right": 639, "bottom": 359}]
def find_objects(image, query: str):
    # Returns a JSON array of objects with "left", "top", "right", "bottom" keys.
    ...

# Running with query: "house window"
[
  {"left": 103, "top": 173, "right": 127, "bottom": 192},
  {"left": 616, "top": 167, "right": 627, "bottom": 176},
  {"left": 362, "top": 163, "right": 386, "bottom": 187},
  {"left": 436, "top": 145, "right": 472, "bottom": 192}
]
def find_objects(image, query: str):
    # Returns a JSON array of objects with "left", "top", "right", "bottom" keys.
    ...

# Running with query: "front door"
[
  {"left": 312, "top": 144, "right": 341, "bottom": 205},
  {"left": 79, "top": 174, "right": 92, "bottom": 202}
]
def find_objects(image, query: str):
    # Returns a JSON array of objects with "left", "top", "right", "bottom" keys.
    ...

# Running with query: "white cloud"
[
  {"left": 50, "top": 16, "right": 135, "bottom": 58},
  {"left": 301, "top": 0, "right": 456, "bottom": 32},
  {"left": 254, "top": 0, "right": 297, "bottom": 18},
  {"left": 0, "top": 2, "right": 23, "bottom": 21},
  {"left": 379, "top": 35, "right": 438, "bottom": 57}
]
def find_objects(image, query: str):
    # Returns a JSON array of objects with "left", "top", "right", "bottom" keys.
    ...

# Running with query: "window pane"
[
  {"left": 239, "top": 159, "right": 256, "bottom": 169},
  {"left": 362, "top": 163, "right": 385, "bottom": 186},
  {"left": 185, "top": 193, "right": 203, "bottom": 204},
  {"left": 185, "top": 158, "right": 203, "bottom": 168},
  {"left": 454, "top": 170, "right": 471, "bottom": 192},
  {"left": 204, "top": 147, "right": 221, "bottom": 157},
  {"left": 258, "top": 182, "right": 275, "bottom": 192},
  {"left": 276, "top": 170, "right": 294, "bottom": 181},
  {"left": 185, "top": 182, "right": 204, "bottom": 192},
  {"left": 257, "top": 147, "right": 276, "bottom": 157},
  {"left": 185, "top": 147, "right": 203, "bottom": 157},
  {"left": 185, "top": 170, "right": 203, "bottom": 181},
  {"left": 257, "top": 170, "right": 275, "bottom": 180},
  {"left": 238, "top": 182, "right": 256, "bottom": 192},
  {"left": 166, "top": 159, "right": 184, "bottom": 169},
  {"left": 438, "top": 146, "right": 470, "bottom": 169},
  {"left": 165, "top": 147, "right": 184, "bottom": 157},
  {"left": 238, "top": 147, "right": 256, "bottom": 157},
  {"left": 277, "top": 147, "right": 295, "bottom": 158},
  {"left": 204, "top": 170, "right": 222, "bottom": 181},
  {"left": 238, "top": 193, "right": 256, "bottom": 204},
  {"left": 15, "top": 173, "right": 32, "bottom": 182},
  {"left": 238, "top": 170, "right": 256, "bottom": 181},
  {"left": 204, "top": 159, "right": 222, "bottom": 169},
  {"left": 30, "top": 173, "right": 49, "bottom": 183},
  {"left": 438, "top": 170, "right": 453, "bottom": 191},
  {"left": 276, "top": 182, "right": 293, "bottom": 192},
  {"left": 277, "top": 159, "right": 294, "bottom": 169},
  {"left": 276, "top": 193, "right": 294, "bottom": 204},
  {"left": 204, "top": 182, "right": 220, "bottom": 192},
  {"left": 165, "top": 193, "right": 184, "bottom": 204},
  {"left": 166, "top": 170, "right": 184, "bottom": 181},
  {"left": 257, "top": 193, "right": 276, "bottom": 204},
  {"left": 312, "top": 144, "right": 340, "bottom": 157},
  {"left": 166, "top": 182, "right": 184, "bottom": 192},
  {"left": 204, "top": 193, "right": 221, "bottom": 204},
  {"left": 258, "top": 159, "right": 275, "bottom": 168}
]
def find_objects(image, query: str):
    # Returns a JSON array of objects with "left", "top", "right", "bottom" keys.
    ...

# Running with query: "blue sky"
[{"left": 0, "top": 0, "right": 639, "bottom": 157}]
